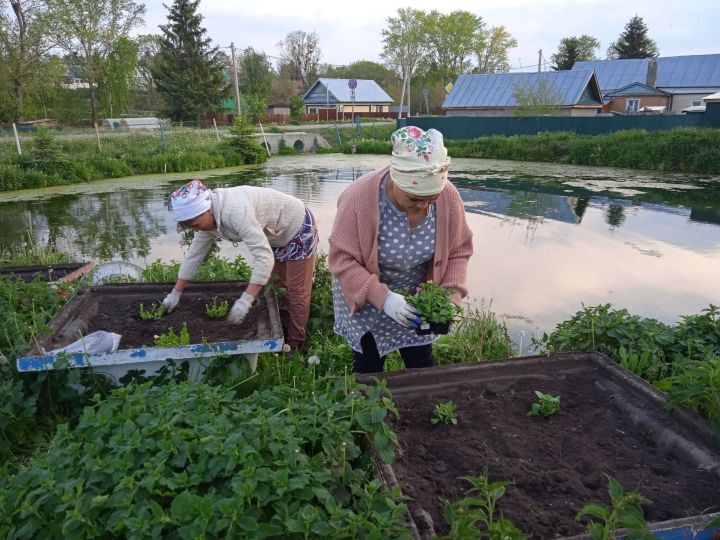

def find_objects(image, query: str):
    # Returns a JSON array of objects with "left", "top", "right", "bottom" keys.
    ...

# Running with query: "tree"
[
  {"left": 97, "top": 37, "right": 138, "bottom": 117},
  {"left": 0, "top": 0, "right": 58, "bottom": 121},
  {"left": 152, "top": 0, "right": 228, "bottom": 122},
  {"left": 551, "top": 35, "right": 601, "bottom": 70},
  {"left": 44, "top": 0, "right": 145, "bottom": 126},
  {"left": 289, "top": 95, "right": 304, "bottom": 124},
  {"left": 239, "top": 47, "right": 272, "bottom": 100},
  {"left": 512, "top": 76, "right": 564, "bottom": 116},
  {"left": 426, "top": 10, "right": 482, "bottom": 85},
  {"left": 607, "top": 15, "right": 659, "bottom": 59},
  {"left": 382, "top": 7, "right": 427, "bottom": 118},
  {"left": 277, "top": 30, "right": 321, "bottom": 89},
  {"left": 474, "top": 26, "right": 518, "bottom": 74}
]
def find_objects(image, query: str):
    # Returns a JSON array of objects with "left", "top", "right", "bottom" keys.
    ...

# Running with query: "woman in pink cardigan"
[{"left": 329, "top": 126, "right": 473, "bottom": 373}]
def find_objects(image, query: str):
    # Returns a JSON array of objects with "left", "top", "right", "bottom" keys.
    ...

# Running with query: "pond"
[{"left": 1, "top": 154, "right": 719, "bottom": 348}]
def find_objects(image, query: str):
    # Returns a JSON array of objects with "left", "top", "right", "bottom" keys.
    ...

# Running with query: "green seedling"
[
  {"left": 439, "top": 472, "right": 526, "bottom": 540},
  {"left": 576, "top": 475, "right": 654, "bottom": 540},
  {"left": 139, "top": 302, "right": 165, "bottom": 321},
  {"left": 205, "top": 297, "right": 229, "bottom": 318},
  {"left": 403, "top": 281, "right": 462, "bottom": 324},
  {"left": 528, "top": 391, "right": 561, "bottom": 417},
  {"left": 432, "top": 401, "right": 458, "bottom": 425},
  {"left": 154, "top": 322, "right": 190, "bottom": 346}
]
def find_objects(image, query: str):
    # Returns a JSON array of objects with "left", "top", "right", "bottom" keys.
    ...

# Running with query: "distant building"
[
  {"left": 603, "top": 82, "right": 672, "bottom": 115},
  {"left": 303, "top": 78, "right": 393, "bottom": 119},
  {"left": 60, "top": 71, "right": 89, "bottom": 90},
  {"left": 442, "top": 70, "right": 603, "bottom": 117},
  {"left": 572, "top": 54, "right": 720, "bottom": 114}
]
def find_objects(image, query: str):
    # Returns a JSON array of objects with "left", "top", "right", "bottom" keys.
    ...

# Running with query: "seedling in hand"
[
  {"left": 432, "top": 401, "right": 458, "bottom": 425},
  {"left": 139, "top": 302, "right": 166, "bottom": 321},
  {"left": 404, "top": 281, "right": 462, "bottom": 324},
  {"left": 205, "top": 296, "right": 229, "bottom": 318},
  {"left": 528, "top": 391, "right": 561, "bottom": 417}
]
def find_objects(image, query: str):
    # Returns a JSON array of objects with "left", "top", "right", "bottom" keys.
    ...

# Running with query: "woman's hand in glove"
[
  {"left": 227, "top": 292, "right": 255, "bottom": 324},
  {"left": 161, "top": 288, "right": 182, "bottom": 313},
  {"left": 382, "top": 291, "right": 421, "bottom": 328}
]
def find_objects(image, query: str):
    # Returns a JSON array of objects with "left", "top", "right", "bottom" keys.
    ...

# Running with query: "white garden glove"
[
  {"left": 161, "top": 288, "right": 182, "bottom": 313},
  {"left": 227, "top": 292, "right": 255, "bottom": 325},
  {"left": 382, "top": 292, "right": 421, "bottom": 329}
]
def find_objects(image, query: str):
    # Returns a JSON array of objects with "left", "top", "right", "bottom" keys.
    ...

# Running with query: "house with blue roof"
[
  {"left": 302, "top": 78, "right": 393, "bottom": 120},
  {"left": 442, "top": 70, "right": 603, "bottom": 117},
  {"left": 572, "top": 54, "right": 720, "bottom": 114}
]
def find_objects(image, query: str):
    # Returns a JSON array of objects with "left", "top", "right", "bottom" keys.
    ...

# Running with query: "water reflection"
[{"left": 0, "top": 155, "right": 718, "bottom": 344}]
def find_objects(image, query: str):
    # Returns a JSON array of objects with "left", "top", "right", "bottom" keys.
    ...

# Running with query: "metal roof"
[
  {"left": 442, "top": 70, "right": 599, "bottom": 109},
  {"left": 302, "top": 78, "right": 393, "bottom": 104},
  {"left": 573, "top": 54, "right": 720, "bottom": 92}
]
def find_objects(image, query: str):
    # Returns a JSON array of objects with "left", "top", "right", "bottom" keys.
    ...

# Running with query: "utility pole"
[
  {"left": 230, "top": 42, "right": 241, "bottom": 115},
  {"left": 538, "top": 49, "right": 542, "bottom": 73}
]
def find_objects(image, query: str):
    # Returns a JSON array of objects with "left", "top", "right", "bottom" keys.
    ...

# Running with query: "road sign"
[
  {"left": 445, "top": 82, "right": 453, "bottom": 93},
  {"left": 422, "top": 88, "right": 429, "bottom": 97},
  {"left": 348, "top": 78, "right": 357, "bottom": 90}
]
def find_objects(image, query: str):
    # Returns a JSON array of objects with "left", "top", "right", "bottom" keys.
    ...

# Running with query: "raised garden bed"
[
  {"left": 359, "top": 353, "right": 720, "bottom": 539},
  {"left": 0, "top": 262, "right": 93, "bottom": 283},
  {"left": 18, "top": 282, "right": 283, "bottom": 378}
]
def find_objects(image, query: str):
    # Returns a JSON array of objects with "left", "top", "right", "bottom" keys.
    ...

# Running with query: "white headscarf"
[
  {"left": 389, "top": 126, "right": 451, "bottom": 196},
  {"left": 170, "top": 179, "right": 211, "bottom": 221}
]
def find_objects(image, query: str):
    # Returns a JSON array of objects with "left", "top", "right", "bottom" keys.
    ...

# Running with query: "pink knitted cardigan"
[{"left": 328, "top": 166, "right": 473, "bottom": 314}]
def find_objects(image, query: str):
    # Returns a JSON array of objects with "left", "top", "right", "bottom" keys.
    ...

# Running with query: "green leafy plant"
[
  {"left": 153, "top": 322, "right": 190, "bottom": 346},
  {"left": 227, "top": 114, "right": 268, "bottom": 164},
  {"left": 431, "top": 401, "right": 458, "bottom": 425},
  {"left": 0, "top": 379, "right": 410, "bottom": 538},
  {"left": 576, "top": 475, "right": 654, "bottom": 540},
  {"left": 205, "top": 297, "right": 229, "bottom": 318},
  {"left": 138, "top": 302, "right": 165, "bottom": 320},
  {"left": 438, "top": 472, "right": 526, "bottom": 540},
  {"left": 403, "top": 281, "right": 462, "bottom": 324},
  {"left": 528, "top": 391, "right": 561, "bottom": 417}
]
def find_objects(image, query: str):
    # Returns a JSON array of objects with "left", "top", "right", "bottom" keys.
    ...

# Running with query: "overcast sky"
[{"left": 139, "top": 0, "right": 719, "bottom": 71}]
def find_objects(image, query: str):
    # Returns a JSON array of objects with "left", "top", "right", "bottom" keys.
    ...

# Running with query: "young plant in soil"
[
  {"left": 205, "top": 297, "right": 229, "bottom": 319},
  {"left": 138, "top": 302, "right": 166, "bottom": 321},
  {"left": 153, "top": 323, "right": 190, "bottom": 346},
  {"left": 403, "top": 281, "right": 462, "bottom": 333},
  {"left": 431, "top": 401, "right": 458, "bottom": 425},
  {"left": 439, "top": 473, "right": 526, "bottom": 540},
  {"left": 576, "top": 475, "right": 654, "bottom": 540},
  {"left": 528, "top": 391, "right": 561, "bottom": 417}
]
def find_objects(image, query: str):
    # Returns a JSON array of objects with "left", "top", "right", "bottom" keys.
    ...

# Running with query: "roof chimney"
[{"left": 646, "top": 58, "right": 658, "bottom": 88}]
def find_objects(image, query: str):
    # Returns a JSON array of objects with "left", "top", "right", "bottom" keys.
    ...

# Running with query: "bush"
[{"left": 227, "top": 115, "right": 269, "bottom": 164}]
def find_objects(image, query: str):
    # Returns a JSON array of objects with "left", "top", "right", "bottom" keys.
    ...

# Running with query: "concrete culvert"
[{"left": 293, "top": 140, "right": 304, "bottom": 152}]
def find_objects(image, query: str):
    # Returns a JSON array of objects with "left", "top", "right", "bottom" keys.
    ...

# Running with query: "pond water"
[{"left": 1, "top": 154, "right": 719, "bottom": 349}]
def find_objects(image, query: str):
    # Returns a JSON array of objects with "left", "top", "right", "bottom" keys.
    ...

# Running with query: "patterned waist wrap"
[{"left": 272, "top": 207, "right": 318, "bottom": 262}]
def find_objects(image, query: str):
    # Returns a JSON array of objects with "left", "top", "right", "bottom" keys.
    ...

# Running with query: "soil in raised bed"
[
  {"left": 0, "top": 263, "right": 85, "bottom": 283},
  {"left": 83, "top": 290, "right": 273, "bottom": 348},
  {"left": 390, "top": 369, "right": 720, "bottom": 539}
]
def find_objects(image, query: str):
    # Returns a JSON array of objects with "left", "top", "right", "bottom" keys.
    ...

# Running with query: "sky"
[{"left": 138, "top": 0, "right": 719, "bottom": 71}]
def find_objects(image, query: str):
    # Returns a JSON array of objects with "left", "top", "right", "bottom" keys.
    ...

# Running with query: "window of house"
[
  {"left": 308, "top": 108, "right": 316, "bottom": 114},
  {"left": 691, "top": 100, "right": 703, "bottom": 107},
  {"left": 626, "top": 99, "right": 640, "bottom": 113}
]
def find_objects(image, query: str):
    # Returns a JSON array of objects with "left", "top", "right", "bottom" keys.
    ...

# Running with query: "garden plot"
[
  {"left": 360, "top": 353, "right": 720, "bottom": 539},
  {"left": 0, "top": 262, "right": 93, "bottom": 283},
  {"left": 18, "top": 282, "right": 283, "bottom": 378}
]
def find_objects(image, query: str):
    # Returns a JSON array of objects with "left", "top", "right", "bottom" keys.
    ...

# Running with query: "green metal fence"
[{"left": 397, "top": 102, "right": 720, "bottom": 140}]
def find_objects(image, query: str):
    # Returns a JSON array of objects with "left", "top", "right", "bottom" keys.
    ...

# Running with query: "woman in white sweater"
[{"left": 162, "top": 179, "right": 318, "bottom": 353}]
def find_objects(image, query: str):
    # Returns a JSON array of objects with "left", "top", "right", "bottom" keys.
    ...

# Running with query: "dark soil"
[
  {"left": 83, "top": 290, "right": 272, "bottom": 348},
  {"left": 0, "top": 263, "right": 86, "bottom": 283},
  {"left": 389, "top": 370, "right": 720, "bottom": 539}
]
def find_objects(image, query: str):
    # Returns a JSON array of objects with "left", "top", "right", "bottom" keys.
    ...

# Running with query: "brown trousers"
[{"left": 271, "top": 255, "right": 315, "bottom": 350}]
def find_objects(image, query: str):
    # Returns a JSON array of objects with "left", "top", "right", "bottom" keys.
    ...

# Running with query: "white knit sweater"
[{"left": 178, "top": 186, "right": 306, "bottom": 285}]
